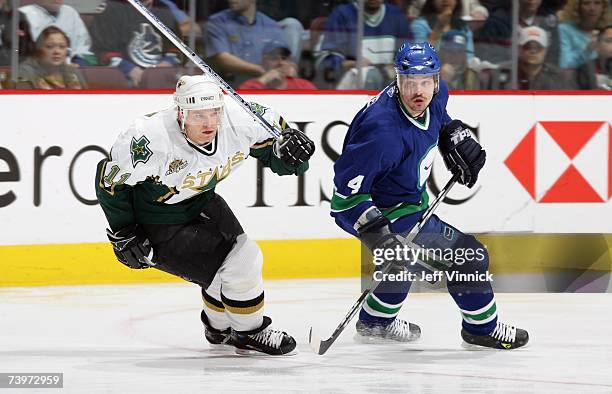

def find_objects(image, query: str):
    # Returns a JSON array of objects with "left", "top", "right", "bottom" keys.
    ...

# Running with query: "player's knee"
[
  {"left": 456, "top": 235, "right": 489, "bottom": 273},
  {"left": 220, "top": 234, "right": 263, "bottom": 292}
]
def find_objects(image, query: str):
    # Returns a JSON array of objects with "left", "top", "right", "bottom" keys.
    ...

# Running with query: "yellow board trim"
[
  {"left": 0, "top": 239, "right": 361, "bottom": 287},
  {"left": 1, "top": 234, "right": 610, "bottom": 287}
]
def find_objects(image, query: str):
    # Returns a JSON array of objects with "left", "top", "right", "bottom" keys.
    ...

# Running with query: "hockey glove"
[
  {"left": 106, "top": 225, "right": 153, "bottom": 269},
  {"left": 438, "top": 120, "right": 486, "bottom": 188},
  {"left": 273, "top": 128, "right": 315, "bottom": 167},
  {"left": 357, "top": 208, "right": 406, "bottom": 271}
]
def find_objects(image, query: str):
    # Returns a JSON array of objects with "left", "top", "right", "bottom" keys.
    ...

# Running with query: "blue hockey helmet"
[{"left": 394, "top": 42, "right": 441, "bottom": 93}]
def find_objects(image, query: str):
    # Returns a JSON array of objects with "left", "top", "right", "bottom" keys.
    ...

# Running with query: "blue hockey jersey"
[
  {"left": 320, "top": 2, "right": 412, "bottom": 61},
  {"left": 331, "top": 80, "right": 452, "bottom": 236}
]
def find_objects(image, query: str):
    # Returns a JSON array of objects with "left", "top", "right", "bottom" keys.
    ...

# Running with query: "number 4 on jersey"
[{"left": 348, "top": 175, "right": 364, "bottom": 195}]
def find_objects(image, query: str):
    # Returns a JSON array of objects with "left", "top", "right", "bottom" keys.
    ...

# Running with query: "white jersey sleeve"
[
  {"left": 102, "top": 117, "right": 169, "bottom": 187},
  {"left": 247, "top": 101, "right": 288, "bottom": 145}
]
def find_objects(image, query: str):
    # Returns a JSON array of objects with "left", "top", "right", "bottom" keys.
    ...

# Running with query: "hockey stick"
[
  {"left": 126, "top": 0, "right": 281, "bottom": 139},
  {"left": 309, "top": 172, "right": 460, "bottom": 355}
]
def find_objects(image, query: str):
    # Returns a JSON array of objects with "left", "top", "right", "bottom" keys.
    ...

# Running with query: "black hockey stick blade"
[{"left": 309, "top": 326, "right": 335, "bottom": 355}]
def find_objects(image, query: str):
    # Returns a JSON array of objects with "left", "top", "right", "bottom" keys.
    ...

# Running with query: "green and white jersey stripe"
[
  {"left": 330, "top": 191, "right": 372, "bottom": 213},
  {"left": 362, "top": 294, "right": 404, "bottom": 319},
  {"left": 459, "top": 298, "right": 497, "bottom": 325},
  {"left": 330, "top": 190, "right": 429, "bottom": 220}
]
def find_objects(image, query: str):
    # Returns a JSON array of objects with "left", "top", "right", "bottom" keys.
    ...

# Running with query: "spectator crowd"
[{"left": 0, "top": 0, "right": 609, "bottom": 90}]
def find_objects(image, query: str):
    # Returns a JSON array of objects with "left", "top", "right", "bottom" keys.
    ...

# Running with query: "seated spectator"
[
  {"left": 253, "top": 0, "right": 308, "bottom": 63},
  {"left": 159, "top": 0, "right": 202, "bottom": 37},
  {"left": 239, "top": 40, "right": 316, "bottom": 89},
  {"left": 204, "top": 0, "right": 289, "bottom": 87},
  {"left": 439, "top": 30, "right": 480, "bottom": 88},
  {"left": 490, "top": 26, "right": 575, "bottom": 89},
  {"left": 90, "top": 0, "right": 180, "bottom": 87},
  {"left": 474, "top": 0, "right": 561, "bottom": 65},
  {"left": 0, "top": 0, "right": 34, "bottom": 66},
  {"left": 575, "top": 24, "right": 612, "bottom": 89},
  {"left": 411, "top": 0, "right": 475, "bottom": 59},
  {"left": 317, "top": 0, "right": 411, "bottom": 89},
  {"left": 19, "top": 0, "right": 96, "bottom": 66},
  {"left": 16, "top": 26, "right": 87, "bottom": 89},
  {"left": 558, "top": 0, "right": 611, "bottom": 70},
  {"left": 408, "top": 0, "right": 489, "bottom": 20}
]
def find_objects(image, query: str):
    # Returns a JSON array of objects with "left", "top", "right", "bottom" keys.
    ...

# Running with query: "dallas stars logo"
[
  {"left": 130, "top": 135, "right": 153, "bottom": 168},
  {"left": 249, "top": 102, "right": 267, "bottom": 117}
]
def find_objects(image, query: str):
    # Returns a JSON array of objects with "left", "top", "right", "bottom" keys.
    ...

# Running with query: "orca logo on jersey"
[{"left": 130, "top": 136, "right": 153, "bottom": 168}]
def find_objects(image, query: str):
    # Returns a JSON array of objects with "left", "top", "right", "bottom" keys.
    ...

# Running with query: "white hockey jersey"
[{"left": 96, "top": 100, "right": 305, "bottom": 230}]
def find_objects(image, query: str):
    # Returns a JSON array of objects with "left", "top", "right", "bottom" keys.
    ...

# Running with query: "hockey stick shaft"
[
  {"left": 311, "top": 173, "right": 460, "bottom": 355},
  {"left": 126, "top": 0, "right": 281, "bottom": 139}
]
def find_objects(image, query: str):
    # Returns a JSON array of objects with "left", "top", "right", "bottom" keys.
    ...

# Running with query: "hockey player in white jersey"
[{"left": 95, "top": 75, "right": 314, "bottom": 356}]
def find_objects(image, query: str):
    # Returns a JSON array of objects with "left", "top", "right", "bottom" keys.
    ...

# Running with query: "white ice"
[{"left": 1, "top": 279, "right": 611, "bottom": 393}]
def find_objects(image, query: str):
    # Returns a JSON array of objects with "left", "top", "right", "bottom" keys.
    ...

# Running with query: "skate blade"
[
  {"left": 461, "top": 341, "right": 530, "bottom": 351},
  {"left": 353, "top": 332, "right": 421, "bottom": 344},
  {"left": 207, "top": 343, "right": 234, "bottom": 352},
  {"left": 234, "top": 347, "right": 299, "bottom": 357}
]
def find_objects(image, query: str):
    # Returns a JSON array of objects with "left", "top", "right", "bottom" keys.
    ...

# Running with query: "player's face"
[
  {"left": 183, "top": 108, "right": 222, "bottom": 145},
  {"left": 398, "top": 75, "right": 435, "bottom": 117},
  {"left": 40, "top": 32, "right": 69, "bottom": 67}
]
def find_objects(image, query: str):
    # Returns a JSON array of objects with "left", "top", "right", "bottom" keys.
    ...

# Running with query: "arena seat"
[{"left": 80, "top": 67, "right": 129, "bottom": 89}]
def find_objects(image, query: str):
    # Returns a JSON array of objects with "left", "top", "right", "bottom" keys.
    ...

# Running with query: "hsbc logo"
[{"left": 504, "top": 121, "right": 611, "bottom": 203}]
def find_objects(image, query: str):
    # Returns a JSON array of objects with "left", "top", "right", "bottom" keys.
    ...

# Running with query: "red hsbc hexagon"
[{"left": 504, "top": 121, "right": 610, "bottom": 203}]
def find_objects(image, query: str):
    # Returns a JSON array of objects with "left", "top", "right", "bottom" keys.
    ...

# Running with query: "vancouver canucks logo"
[
  {"left": 128, "top": 23, "right": 163, "bottom": 68},
  {"left": 130, "top": 136, "right": 153, "bottom": 167},
  {"left": 165, "top": 158, "right": 188, "bottom": 175}
]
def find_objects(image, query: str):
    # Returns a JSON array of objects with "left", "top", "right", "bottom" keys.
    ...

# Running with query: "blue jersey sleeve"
[
  {"left": 436, "top": 79, "right": 453, "bottom": 125},
  {"left": 331, "top": 117, "right": 403, "bottom": 236}
]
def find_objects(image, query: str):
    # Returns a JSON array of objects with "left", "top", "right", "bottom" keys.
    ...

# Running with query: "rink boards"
[{"left": 0, "top": 91, "right": 611, "bottom": 286}]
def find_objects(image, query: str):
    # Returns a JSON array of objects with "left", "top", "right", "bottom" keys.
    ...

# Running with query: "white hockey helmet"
[
  {"left": 174, "top": 75, "right": 224, "bottom": 132},
  {"left": 174, "top": 75, "right": 224, "bottom": 111}
]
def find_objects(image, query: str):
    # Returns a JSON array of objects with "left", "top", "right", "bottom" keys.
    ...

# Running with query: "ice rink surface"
[{"left": 1, "top": 279, "right": 611, "bottom": 393}]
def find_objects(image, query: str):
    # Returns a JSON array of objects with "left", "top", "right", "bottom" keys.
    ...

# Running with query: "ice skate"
[
  {"left": 354, "top": 318, "right": 421, "bottom": 344},
  {"left": 462, "top": 321, "right": 529, "bottom": 350},
  {"left": 232, "top": 317, "right": 297, "bottom": 356},
  {"left": 201, "top": 311, "right": 232, "bottom": 347}
]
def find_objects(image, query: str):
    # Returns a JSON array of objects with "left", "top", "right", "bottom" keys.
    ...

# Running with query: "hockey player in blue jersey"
[{"left": 331, "top": 42, "right": 529, "bottom": 350}]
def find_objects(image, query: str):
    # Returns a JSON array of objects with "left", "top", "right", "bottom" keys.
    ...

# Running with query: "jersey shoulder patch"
[{"left": 130, "top": 135, "right": 153, "bottom": 167}]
